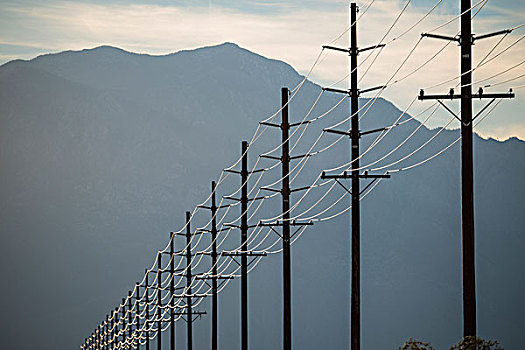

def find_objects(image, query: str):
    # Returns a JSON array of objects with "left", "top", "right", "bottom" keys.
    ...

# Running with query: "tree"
[
  {"left": 449, "top": 336, "right": 503, "bottom": 350},
  {"left": 399, "top": 337, "right": 435, "bottom": 350}
]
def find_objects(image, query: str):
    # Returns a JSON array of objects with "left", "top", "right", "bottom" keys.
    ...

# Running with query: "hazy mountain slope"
[{"left": 0, "top": 43, "right": 523, "bottom": 350}]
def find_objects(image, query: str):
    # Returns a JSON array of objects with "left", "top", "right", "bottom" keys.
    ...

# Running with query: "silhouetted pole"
[
  {"left": 121, "top": 298, "right": 126, "bottom": 349},
  {"left": 186, "top": 211, "right": 193, "bottom": 350},
  {"left": 418, "top": 0, "right": 515, "bottom": 338},
  {"left": 170, "top": 232, "right": 176, "bottom": 350},
  {"left": 128, "top": 291, "right": 133, "bottom": 349},
  {"left": 145, "top": 270, "right": 150, "bottom": 350},
  {"left": 157, "top": 254, "right": 162, "bottom": 350},
  {"left": 460, "top": 0, "right": 476, "bottom": 336},
  {"left": 321, "top": 5, "right": 391, "bottom": 349},
  {"left": 197, "top": 182, "right": 231, "bottom": 350},
  {"left": 96, "top": 326, "right": 100, "bottom": 350},
  {"left": 211, "top": 182, "right": 219, "bottom": 350},
  {"left": 105, "top": 315, "right": 109, "bottom": 350},
  {"left": 349, "top": 5, "right": 361, "bottom": 350},
  {"left": 136, "top": 286, "right": 141, "bottom": 350},
  {"left": 241, "top": 141, "right": 249, "bottom": 350},
  {"left": 280, "top": 88, "right": 292, "bottom": 350}
]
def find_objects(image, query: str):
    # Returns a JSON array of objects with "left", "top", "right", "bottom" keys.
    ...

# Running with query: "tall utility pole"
[
  {"left": 224, "top": 141, "right": 266, "bottom": 350},
  {"left": 418, "top": 0, "right": 515, "bottom": 337},
  {"left": 172, "top": 212, "right": 207, "bottom": 350},
  {"left": 130, "top": 284, "right": 142, "bottom": 350},
  {"left": 259, "top": 87, "right": 313, "bottom": 350},
  {"left": 170, "top": 232, "right": 176, "bottom": 350},
  {"left": 196, "top": 181, "right": 234, "bottom": 350},
  {"left": 210, "top": 183, "right": 220, "bottom": 350},
  {"left": 240, "top": 142, "right": 248, "bottom": 350},
  {"left": 321, "top": 4, "right": 390, "bottom": 350},
  {"left": 185, "top": 211, "right": 193, "bottom": 350},
  {"left": 280, "top": 87, "right": 292, "bottom": 350}
]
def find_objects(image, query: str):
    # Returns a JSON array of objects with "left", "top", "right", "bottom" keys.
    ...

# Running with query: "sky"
[{"left": 1, "top": 0, "right": 524, "bottom": 140}]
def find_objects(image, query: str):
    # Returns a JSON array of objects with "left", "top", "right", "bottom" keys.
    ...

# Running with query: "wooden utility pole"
[
  {"left": 419, "top": 0, "right": 515, "bottom": 337},
  {"left": 259, "top": 87, "right": 313, "bottom": 350},
  {"left": 321, "top": 4, "right": 390, "bottom": 349},
  {"left": 196, "top": 182, "right": 234, "bottom": 350},
  {"left": 224, "top": 141, "right": 267, "bottom": 350}
]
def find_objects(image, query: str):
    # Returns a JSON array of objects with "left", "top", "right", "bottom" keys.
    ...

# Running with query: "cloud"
[{"left": 1, "top": 0, "right": 524, "bottom": 139}]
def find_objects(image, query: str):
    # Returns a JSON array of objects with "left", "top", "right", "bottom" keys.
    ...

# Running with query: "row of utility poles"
[
  {"left": 81, "top": 87, "right": 313, "bottom": 350},
  {"left": 82, "top": 1, "right": 515, "bottom": 349}
]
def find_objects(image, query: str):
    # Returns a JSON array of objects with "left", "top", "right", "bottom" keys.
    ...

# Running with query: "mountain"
[{"left": 0, "top": 43, "right": 524, "bottom": 350}]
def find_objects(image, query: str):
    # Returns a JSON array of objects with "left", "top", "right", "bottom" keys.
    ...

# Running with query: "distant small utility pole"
[
  {"left": 196, "top": 181, "right": 234, "bottom": 350},
  {"left": 418, "top": 0, "right": 515, "bottom": 337},
  {"left": 321, "top": 3, "right": 390, "bottom": 350},
  {"left": 173, "top": 211, "right": 207, "bottom": 350}
]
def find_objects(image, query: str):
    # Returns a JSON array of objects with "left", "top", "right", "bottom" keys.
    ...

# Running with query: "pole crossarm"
[
  {"left": 474, "top": 28, "right": 512, "bottom": 42},
  {"left": 323, "top": 84, "right": 385, "bottom": 97},
  {"left": 322, "top": 43, "right": 385, "bottom": 55},
  {"left": 325, "top": 126, "right": 393, "bottom": 137},
  {"left": 324, "top": 128, "right": 352, "bottom": 136},
  {"left": 195, "top": 227, "right": 231, "bottom": 234},
  {"left": 321, "top": 170, "right": 389, "bottom": 179},
  {"left": 422, "top": 32, "right": 460, "bottom": 42},
  {"left": 258, "top": 220, "right": 313, "bottom": 227},
  {"left": 260, "top": 154, "right": 281, "bottom": 161},
  {"left": 195, "top": 274, "right": 235, "bottom": 280},
  {"left": 222, "top": 251, "right": 267, "bottom": 257},
  {"left": 289, "top": 120, "right": 311, "bottom": 128},
  {"left": 421, "top": 29, "right": 512, "bottom": 44},
  {"left": 197, "top": 204, "right": 231, "bottom": 210},
  {"left": 360, "top": 126, "right": 392, "bottom": 136},
  {"left": 419, "top": 89, "right": 515, "bottom": 100},
  {"left": 223, "top": 195, "right": 266, "bottom": 202}
]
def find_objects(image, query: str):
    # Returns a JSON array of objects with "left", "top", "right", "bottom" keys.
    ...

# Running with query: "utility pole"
[
  {"left": 135, "top": 286, "right": 141, "bottom": 350},
  {"left": 259, "top": 87, "right": 313, "bottom": 350},
  {"left": 105, "top": 315, "right": 109, "bottom": 350},
  {"left": 145, "top": 270, "right": 150, "bottom": 350},
  {"left": 96, "top": 326, "right": 99, "bottom": 350},
  {"left": 185, "top": 211, "right": 193, "bottom": 350},
  {"left": 130, "top": 284, "right": 142, "bottom": 350},
  {"left": 224, "top": 141, "right": 267, "bottom": 350},
  {"left": 157, "top": 254, "right": 162, "bottom": 350},
  {"left": 170, "top": 232, "right": 176, "bottom": 350},
  {"left": 169, "top": 212, "right": 207, "bottom": 350},
  {"left": 210, "top": 183, "right": 220, "bottom": 350},
  {"left": 321, "top": 4, "right": 390, "bottom": 349},
  {"left": 122, "top": 298, "right": 126, "bottom": 350},
  {"left": 240, "top": 142, "right": 248, "bottom": 350},
  {"left": 128, "top": 291, "right": 133, "bottom": 350},
  {"left": 196, "top": 182, "right": 234, "bottom": 350},
  {"left": 418, "top": 0, "right": 515, "bottom": 337}
]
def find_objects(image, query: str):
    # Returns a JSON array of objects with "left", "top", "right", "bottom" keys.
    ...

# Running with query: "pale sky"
[{"left": 1, "top": 0, "right": 524, "bottom": 140}]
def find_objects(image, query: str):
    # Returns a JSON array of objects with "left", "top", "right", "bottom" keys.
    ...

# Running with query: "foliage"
[
  {"left": 399, "top": 337, "right": 435, "bottom": 350},
  {"left": 449, "top": 336, "right": 503, "bottom": 350}
]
